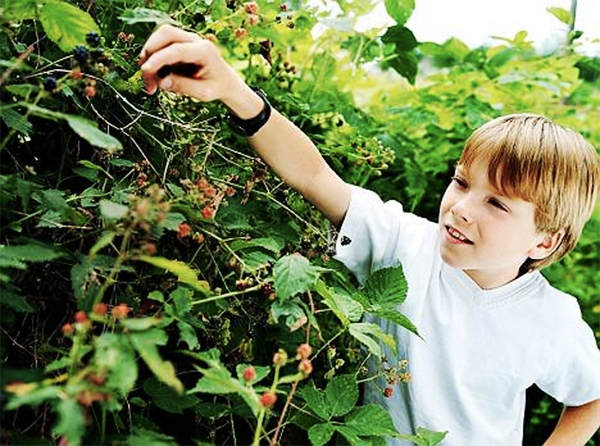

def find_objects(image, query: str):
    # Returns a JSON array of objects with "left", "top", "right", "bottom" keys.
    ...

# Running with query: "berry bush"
[{"left": 1, "top": 1, "right": 598, "bottom": 445}]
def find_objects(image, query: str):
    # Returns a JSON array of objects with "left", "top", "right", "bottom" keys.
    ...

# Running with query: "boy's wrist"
[
  {"left": 221, "top": 82, "right": 265, "bottom": 120},
  {"left": 225, "top": 87, "right": 271, "bottom": 137}
]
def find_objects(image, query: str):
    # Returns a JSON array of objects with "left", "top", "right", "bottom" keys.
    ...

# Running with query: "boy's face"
[{"left": 438, "top": 159, "right": 550, "bottom": 289}]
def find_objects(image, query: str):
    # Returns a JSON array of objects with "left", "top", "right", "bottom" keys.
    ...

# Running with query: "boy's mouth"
[{"left": 445, "top": 225, "right": 473, "bottom": 244}]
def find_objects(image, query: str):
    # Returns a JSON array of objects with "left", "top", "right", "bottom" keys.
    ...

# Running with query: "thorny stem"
[
  {"left": 93, "top": 227, "right": 134, "bottom": 306},
  {"left": 190, "top": 283, "right": 263, "bottom": 306},
  {"left": 269, "top": 380, "right": 299, "bottom": 446}
]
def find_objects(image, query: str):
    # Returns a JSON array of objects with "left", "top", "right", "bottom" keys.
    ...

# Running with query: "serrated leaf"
[
  {"left": 119, "top": 7, "right": 181, "bottom": 26},
  {"left": 1, "top": 107, "right": 33, "bottom": 137},
  {"left": 119, "top": 317, "right": 164, "bottom": 331},
  {"left": 89, "top": 231, "right": 116, "bottom": 256},
  {"left": 189, "top": 361, "right": 261, "bottom": 416},
  {"left": 547, "top": 6, "right": 572, "bottom": 25},
  {"left": 99, "top": 200, "right": 128, "bottom": 220},
  {"left": 334, "top": 425, "right": 362, "bottom": 445},
  {"left": 325, "top": 374, "right": 358, "bottom": 417},
  {"left": 78, "top": 160, "right": 113, "bottom": 180},
  {"left": 171, "top": 286, "right": 193, "bottom": 314},
  {"left": 298, "top": 384, "right": 330, "bottom": 420},
  {"left": 0, "top": 243, "right": 62, "bottom": 263},
  {"left": 229, "top": 237, "right": 284, "bottom": 254},
  {"left": 316, "top": 281, "right": 363, "bottom": 326},
  {"left": 52, "top": 398, "right": 85, "bottom": 446},
  {"left": 308, "top": 423, "right": 335, "bottom": 446},
  {"left": 127, "top": 427, "right": 177, "bottom": 446},
  {"left": 345, "top": 404, "right": 398, "bottom": 436},
  {"left": 143, "top": 377, "right": 199, "bottom": 414},
  {"left": 65, "top": 116, "right": 122, "bottom": 152},
  {"left": 129, "top": 329, "right": 183, "bottom": 394},
  {"left": 177, "top": 321, "right": 199, "bottom": 350},
  {"left": 349, "top": 322, "right": 397, "bottom": 358},
  {"left": 94, "top": 333, "right": 138, "bottom": 395},
  {"left": 270, "top": 299, "right": 308, "bottom": 331},
  {"left": 1, "top": 0, "right": 38, "bottom": 21},
  {"left": 159, "top": 212, "right": 187, "bottom": 231},
  {"left": 384, "top": 0, "right": 415, "bottom": 26},
  {"left": 39, "top": 0, "right": 99, "bottom": 52},
  {"left": 138, "top": 256, "right": 210, "bottom": 294},
  {"left": 413, "top": 427, "right": 448, "bottom": 446},
  {"left": 362, "top": 265, "right": 408, "bottom": 310},
  {"left": 235, "top": 364, "right": 270, "bottom": 384},
  {"left": 273, "top": 254, "right": 322, "bottom": 300},
  {"left": 386, "top": 49, "right": 418, "bottom": 85},
  {"left": 0, "top": 288, "right": 35, "bottom": 312},
  {"left": 374, "top": 309, "right": 420, "bottom": 338}
]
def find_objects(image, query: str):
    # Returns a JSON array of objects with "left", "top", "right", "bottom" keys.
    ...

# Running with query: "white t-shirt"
[{"left": 333, "top": 185, "right": 600, "bottom": 446}]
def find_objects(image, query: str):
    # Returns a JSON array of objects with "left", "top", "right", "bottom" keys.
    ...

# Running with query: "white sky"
[{"left": 346, "top": 0, "right": 600, "bottom": 55}]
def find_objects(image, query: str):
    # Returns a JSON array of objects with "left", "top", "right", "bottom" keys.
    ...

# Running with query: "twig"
[{"left": 269, "top": 380, "right": 299, "bottom": 446}]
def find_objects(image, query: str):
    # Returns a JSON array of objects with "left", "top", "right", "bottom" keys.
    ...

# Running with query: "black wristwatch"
[{"left": 226, "top": 87, "right": 272, "bottom": 137}]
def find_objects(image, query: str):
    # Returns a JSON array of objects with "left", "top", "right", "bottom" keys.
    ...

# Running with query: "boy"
[{"left": 139, "top": 25, "right": 600, "bottom": 445}]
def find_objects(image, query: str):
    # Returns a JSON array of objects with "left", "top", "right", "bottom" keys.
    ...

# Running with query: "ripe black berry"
[
  {"left": 86, "top": 31, "right": 100, "bottom": 47},
  {"left": 90, "top": 48, "right": 104, "bottom": 61},
  {"left": 73, "top": 45, "right": 89, "bottom": 63},
  {"left": 43, "top": 76, "right": 57, "bottom": 91}
]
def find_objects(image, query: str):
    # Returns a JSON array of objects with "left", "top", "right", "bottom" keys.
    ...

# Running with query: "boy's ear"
[{"left": 528, "top": 229, "right": 565, "bottom": 260}]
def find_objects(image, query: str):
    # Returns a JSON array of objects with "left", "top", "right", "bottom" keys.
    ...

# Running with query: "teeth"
[{"left": 449, "top": 227, "right": 467, "bottom": 241}]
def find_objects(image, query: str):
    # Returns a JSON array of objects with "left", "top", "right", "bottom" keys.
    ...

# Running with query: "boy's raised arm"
[{"left": 139, "top": 25, "right": 351, "bottom": 227}]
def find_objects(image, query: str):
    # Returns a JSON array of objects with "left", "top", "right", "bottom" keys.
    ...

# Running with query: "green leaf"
[
  {"left": 78, "top": 160, "right": 113, "bottom": 180},
  {"left": 386, "top": 49, "right": 418, "bottom": 85},
  {"left": 362, "top": 265, "right": 408, "bottom": 310},
  {"left": 0, "top": 288, "right": 35, "bottom": 312},
  {"left": 273, "top": 254, "right": 322, "bottom": 300},
  {"left": 171, "top": 286, "right": 193, "bottom": 314},
  {"left": 189, "top": 359, "right": 261, "bottom": 416},
  {"left": 381, "top": 26, "right": 418, "bottom": 52},
  {"left": 345, "top": 404, "right": 398, "bottom": 436},
  {"left": 235, "top": 364, "right": 271, "bottom": 384},
  {"left": 412, "top": 427, "right": 448, "bottom": 446},
  {"left": 334, "top": 425, "right": 362, "bottom": 445},
  {"left": 128, "top": 329, "right": 184, "bottom": 394},
  {"left": 325, "top": 374, "right": 358, "bottom": 417},
  {"left": 177, "top": 321, "right": 199, "bottom": 350},
  {"left": 1, "top": 107, "right": 33, "bottom": 137},
  {"left": 39, "top": 0, "right": 99, "bottom": 52},
  {"left": 120, "top": 317, "right": 164, "bottom": 331},
  {"left": 88, "top": 231, "right": 116, "bottom": 256},
  {"left": 138, "top": 256, "right": 210, "bottom": 293},
  {"left": 159, "top": 212, "right": 187, "bottom": 231},
  {"left": 229, "top": 237, "right": 284, "bottom": 254},
  {"left": 0, "top": 243, "right": 62, "bottom": 264},
  {"left": 374, "top": 309, "right": 420, "bottom": 338},
  {"left": 298, "top": 384, "right": 330, "bottom": 420},
  {"left": 547, "top": 6, "right": 572, "bottom": 25},
  {"left": 127, "top": 427, "right": 177, "bottom": 446},
  {"left": 487, "top": 48, "right": 515, "bottom": 68},
  {"left": 148, "top": 290, "right": 164, "bottom": 302},
  {"left": 316, "top": 281, "right": 363, "bottom": 326},
  {"left": 65, "top": 116, "right": 122, "bottom": 152},
  {"left": 308, "top": 423, "right": 336, "bottom": 446},
  {"left": 119, "top": 7, "right": 181, "bottom": 26},
  {"left": 53, "top": 399, "right": 85, "bottom": 446},
  {"left": 349, "top": 322, "right": 398, "bottom": 358},
  {"left": 270, "top": 299, "right": 308, "bottom": 331},
  {"left": 143, "top": 377, "right": 199, "bottom": 414},
  {"left": 5, "top": 385, "right": 59, "bottom": 410},
  {"left": 94, "top": 333, "right": 138, "bottom": 395},
  {"left": 1, "top": 0, "right": 38, "bottom": 21},
  {"left": 384, "top": 0, "right": 415, "bottom": 26},
  {"left": 99, "top": 200, "right": 128, "bottom": 220}
]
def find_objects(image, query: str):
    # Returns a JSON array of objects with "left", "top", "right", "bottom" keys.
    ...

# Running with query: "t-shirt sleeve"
[
  {"left": 536, "top": 298, "right": 600, "bottom": 406},
  {"left": 331, "top": 185, "right": 435, "bottom": 284}
]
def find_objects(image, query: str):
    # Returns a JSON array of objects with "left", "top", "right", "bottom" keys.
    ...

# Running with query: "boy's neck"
[{"left": 462, "top": 267, "right": 523, "bottom": 290}]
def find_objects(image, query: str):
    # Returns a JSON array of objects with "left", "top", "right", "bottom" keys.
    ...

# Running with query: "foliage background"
[{"left": 0, "top": 0, "right": 598, "bottom": 445}]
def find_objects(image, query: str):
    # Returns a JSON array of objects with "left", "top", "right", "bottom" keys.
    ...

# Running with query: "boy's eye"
[
  {"left": 451, "top": 176, "right": 468, "bottom": 188},
  {"left": 489, "top": 198, "right": 507, "bottom": 211}
]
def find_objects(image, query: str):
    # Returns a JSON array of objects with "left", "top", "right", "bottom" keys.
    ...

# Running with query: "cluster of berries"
[{"left": 61, "top": 303, "right": 131, "bottom": 335}]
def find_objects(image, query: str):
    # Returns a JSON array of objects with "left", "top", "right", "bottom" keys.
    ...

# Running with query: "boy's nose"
[{"left": 451, "top": 199, "right": 474, "bottom": 223}]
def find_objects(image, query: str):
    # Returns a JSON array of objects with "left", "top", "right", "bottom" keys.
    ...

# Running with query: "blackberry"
[
  {"left": 73, "top": 45, "right": 89, "bottom": 63},
  {"left": 90, "top": 48, "right": 104, "bottom": 61},
  {"left": 86, "top": 31, "right": 100, "bottom": 47},
  {"left": 43, "top": 76, "right": 57, "bottom": 91}
]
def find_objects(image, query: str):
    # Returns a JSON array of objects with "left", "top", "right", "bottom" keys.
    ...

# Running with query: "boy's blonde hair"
[{"left": 458, "top": 113, "right": 600, "bottom": 271}]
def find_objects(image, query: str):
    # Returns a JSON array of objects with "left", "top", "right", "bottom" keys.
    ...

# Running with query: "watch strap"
[{"left": 226, "top": 87, "right": 271, "bottom": 137}]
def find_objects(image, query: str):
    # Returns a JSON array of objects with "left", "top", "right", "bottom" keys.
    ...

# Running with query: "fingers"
[
  {"left": 138, "top": 24, "right": 200, "bottom": 66},
  {"left": 141, "top": 40, "right": 209, "bottom": 95}
]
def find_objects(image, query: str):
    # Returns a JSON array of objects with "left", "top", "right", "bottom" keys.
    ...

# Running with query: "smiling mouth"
[{"left": 445, "top": 225, "right": 473, "bottom": 244}]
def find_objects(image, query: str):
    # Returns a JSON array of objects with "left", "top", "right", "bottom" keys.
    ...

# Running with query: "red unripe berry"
[
  {"left": 248, "top": 14, "right": 260, "bottom": 26},
  {"left": 88, "top": 373, "right": 105, "bottom": 386},
  {"left": 272, "top": 349, "right": 288, "bottom": 367},
  {"left": 112, "top": 303, "right": 130, "bottom": 319},
  {"left": 178, "top": 222, "right": 192, "bottom": 238},
  {"left": 298, "top": 359, "right": 313, "bottom": 377},
  {"left": 235, "top": 28, "right": 248, "bottom": 39},
  {"left": 242, "top": 366, "right": 257, "bottom": 383},
  {"left": 260, "top": 390, "right": 277, "bottom": 408},
  {"left": 383, "top": 387, "right": 394, "bottom": 398},
  {"left": 93, "top": 303, "right": 108, "bottom": 316},
  {"left": 74, "top": 311, "right": 89, "bottom": 323},
  {"left": 85, "top": 85, "right": 97, "bottom": 98},
  {"left": 296, "top": 343, "right": 312, "bottom": 360},
  {"left": 144, "top": 243, "right": 157, "bottom": 256},
  {"left": 244, "top": 1, "right": 259, "bottom": 14},
  {"left": 62, "top": 323, "right": 75, "bottom": 335},
  {"left": 201, "top": 206, "right": 215, "bottom": 219}
]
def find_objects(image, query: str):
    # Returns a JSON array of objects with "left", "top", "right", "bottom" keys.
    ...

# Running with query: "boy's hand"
[{"left": 139, "top": 25, "right": 248, "bottom": 109}]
